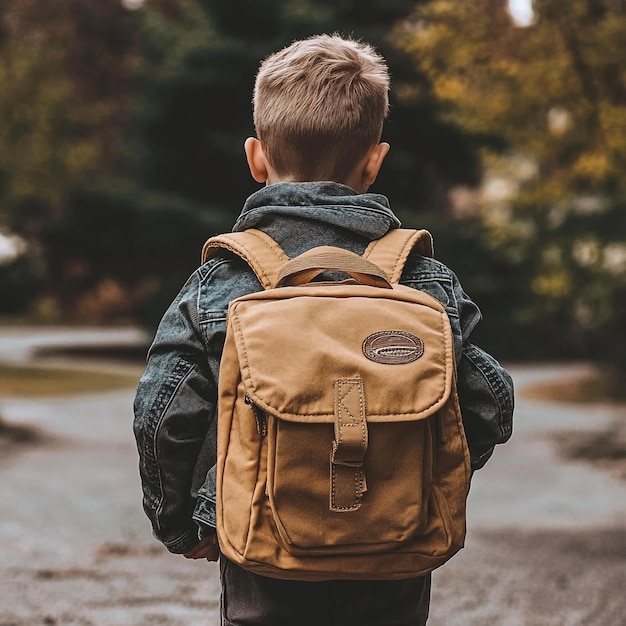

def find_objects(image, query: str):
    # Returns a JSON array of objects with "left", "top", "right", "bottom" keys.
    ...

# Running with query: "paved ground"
[{"left": 0, "top": 328, "right": 625, "bottom": 625}]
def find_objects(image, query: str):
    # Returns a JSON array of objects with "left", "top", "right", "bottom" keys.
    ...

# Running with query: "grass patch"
[
  {"left": 523, "top": 371, "right": 626, "bottom": 405},
  {"left": 0, "top": 416, "right": 45, "bottom": 459},
  {"left": 0, "top": 363, "right": 140, "bottom": 397},
  {"left": 0, "top": 416, "right": 41, "bottom": 443},
  {"left": 553, "top": 421, "right": 626, "bottom": 481}
]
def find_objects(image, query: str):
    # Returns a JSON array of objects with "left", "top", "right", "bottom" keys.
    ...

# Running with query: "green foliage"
[
  {"left": 28, "top": 176, "right": 224, "bottom": 324},
  {"left": 0, "top": 1, "right": 137, "bottom": 220},
  {"left": 0, "top": 363, "right": 140, "bottom": 397},
  {"left": 524, "top": 194, "right": 626, "bottom": 370},
  {"left": 0, "top": 1, "right": 138, "bottom": 316},
  {"left": 105, "top": 0, "right": 484, "bottom": 329},
  {"left": 129, "top": 0, "right": 481, "bottom": 213},
  {"left": 0, "top": 257, "right": 42, "bottom": 315},
  {"left": 5, "top": 0, "right": 484, "bottom": 326},
  {"left": 0, "top": 39, "right": 78, "bottom": 216}
]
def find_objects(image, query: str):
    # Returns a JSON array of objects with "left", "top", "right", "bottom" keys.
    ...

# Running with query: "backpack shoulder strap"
[
  {"left": 363, "top": 228, "right": 434, "bottom": 284},
  {"left": 201, "top": 228, "right": 289, "bottom": 290}
]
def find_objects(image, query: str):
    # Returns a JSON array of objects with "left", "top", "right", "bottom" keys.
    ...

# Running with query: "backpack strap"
[
  {"left": 363, "top": 228, "right": 434, "bottom": 284},
  {"left": 201, "top": 228, "right": 289, "bottom": 290}
]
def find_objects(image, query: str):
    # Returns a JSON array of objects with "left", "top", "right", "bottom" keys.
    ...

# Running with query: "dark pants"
[{"left": 220, "top": 557, "right": 431, "bottom": 626}]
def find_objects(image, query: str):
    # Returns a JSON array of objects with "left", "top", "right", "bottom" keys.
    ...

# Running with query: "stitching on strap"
[
  {"left": 205, "top": 239, "right": 273, "bottom": 288},
  {"left": 246, "top": 229, "right": 289, "bottom": 264},
  {"left": 364, "top": 229, "right": 434, "bottom": 284},
  {"left": 202, "top": 229, "right": 289, "bottom": 289}
]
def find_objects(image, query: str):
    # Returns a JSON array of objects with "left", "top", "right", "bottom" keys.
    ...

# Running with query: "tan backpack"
[{"left": 202, "top": 228, "right": 471, "bottom": 581}]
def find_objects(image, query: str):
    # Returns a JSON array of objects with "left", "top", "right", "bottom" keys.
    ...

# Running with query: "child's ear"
[
  {"left": 361, "top": 142, "right": 390, "bottom": 188},
  {"left": 244, "top": 137, "right": 269, "bottom": 183}
]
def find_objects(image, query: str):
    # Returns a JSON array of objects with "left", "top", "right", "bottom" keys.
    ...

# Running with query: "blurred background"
[
  {"left": 1, "top": 2, "right": 626, "bottom": 623},
  {"left": 0, "top": 0, "right": 625, "bottom": 371}
]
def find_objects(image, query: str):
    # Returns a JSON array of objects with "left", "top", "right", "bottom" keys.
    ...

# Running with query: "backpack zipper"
[{"left": 245, "top": 393, "right": 267, "bottom": 436}]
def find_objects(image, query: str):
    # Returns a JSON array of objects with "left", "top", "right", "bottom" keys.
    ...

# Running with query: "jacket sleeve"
[
  {"left": 133, "top": 271, "right": 217, "bottom": 553},
  {"left": 452, "top": 275, "right": 514, "bottom": 471}
]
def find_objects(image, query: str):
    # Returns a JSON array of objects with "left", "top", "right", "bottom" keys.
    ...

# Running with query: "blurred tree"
[
  {"left": 129, "top": 0, "right": 482, "bottom": 218},
  {"left": 394, "top": 0, "right": 626, "bottom": 369},
  {"left": 1, "top": 0, "right": 486, "bottom": 325},
  {"left": 0, "top": 0, "right": 139, "bottom": 318},
  {"left": 109, "top": 0, "right": 485, "bottom": 326},
  {"left": 0, "top": 256, "right": 42, "bottom": 315},
  {"left": 395, "top": 0, "right": 626, "bottom": 197}
]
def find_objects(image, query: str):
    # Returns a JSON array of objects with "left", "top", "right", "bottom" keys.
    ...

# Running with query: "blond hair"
[{"left": 253, "top": 34, "right": 390, "bottom": 183}]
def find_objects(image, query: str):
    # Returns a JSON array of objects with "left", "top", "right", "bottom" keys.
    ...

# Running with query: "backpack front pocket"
[{"left": 266, "top": 417, "right": 433, "bottom": 555}]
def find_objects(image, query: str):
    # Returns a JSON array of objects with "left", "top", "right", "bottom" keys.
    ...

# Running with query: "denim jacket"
[{"left": 133, "top": 182, "right": 514, "bottom": 554}]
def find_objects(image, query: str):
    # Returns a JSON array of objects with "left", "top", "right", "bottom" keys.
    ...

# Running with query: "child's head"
[{"left": 246, "top": 34, "right": 390, "bottom": 190}]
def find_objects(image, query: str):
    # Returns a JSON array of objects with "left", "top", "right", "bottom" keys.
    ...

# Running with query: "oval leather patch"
[{"left": 362, "top": 330, "right": 424, "bottom": 365}]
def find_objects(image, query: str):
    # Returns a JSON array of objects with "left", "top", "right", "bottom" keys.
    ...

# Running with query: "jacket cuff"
[
  {"left": 470, "top": 446, "right": 494, "bottom": 471},
  {"left": 192, "top": 464, "right": 217, "bottom": 529},
  {"left": 160, "top": 527, "right": 200, "bottom": 554}
]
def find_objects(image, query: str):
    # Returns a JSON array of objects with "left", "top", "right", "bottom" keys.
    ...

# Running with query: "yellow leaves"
[
  {"left": 0, "top": 35, "right": 119, "bottom": 213},
  {"left": 0, "top": 43, "right": 73, "bottom": 205},
  {"left": 65, "top": 141, "right": 102, "bottom": 178},
  {"left": 392, "top": 83, "right": 425, "bottom": 105},
  {"left": 394, "top": 0, "right": 626, "bottom": 196},
  {"left": 75, "top": 279, "right": 134, "bottom": 321},
  {"left": 571, "top": 153, "right": 612, "bottom": 186},
  {"left": 532, "top": 271, "right": 571, "bottom": 298},
  {"left": 432, "top": 76, "right": 466, "bottom": 103},
  {"left": 600, "top": 105, "right": 626, "bottom": 154},
  {"left": 532, "top": 237, "right": 626, "bottom": 308},
  {"left": 485, "top": 222, "right": 517, "bottom": 250}
]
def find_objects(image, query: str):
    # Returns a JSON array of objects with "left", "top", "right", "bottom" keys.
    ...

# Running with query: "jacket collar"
[{"left": 233, "top": 182, "right": 401, "bottom": 240}]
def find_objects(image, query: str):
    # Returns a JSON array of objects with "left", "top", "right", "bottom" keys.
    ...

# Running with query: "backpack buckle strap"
[{"left": 330, "top": 378, "right": 368, "bottom": 512}]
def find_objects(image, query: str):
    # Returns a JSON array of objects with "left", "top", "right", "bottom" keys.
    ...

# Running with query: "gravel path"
[
  {"left": 0, "top": 329, "right": 625, "bottom": 625},
  {"left": 429, "top": 364, "right": 626, "bottom": 626}
]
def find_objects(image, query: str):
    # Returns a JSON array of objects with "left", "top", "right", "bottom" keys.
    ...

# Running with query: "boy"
[{"left": 134, "top": 34, "right": 514, "bottom": 625}]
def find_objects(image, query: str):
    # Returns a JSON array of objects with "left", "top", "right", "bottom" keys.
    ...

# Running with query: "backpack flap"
[{"left": 228, "top": 283, "right": 454, "bottom": 423}]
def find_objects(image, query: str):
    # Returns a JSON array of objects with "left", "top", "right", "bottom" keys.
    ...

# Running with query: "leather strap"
[
  {"left": 201, "top": 229, "right": 289, "bottom": 290},
  {"left": 363, "top": 228, "right": 434, "bottom": 284},
  {"left": 276, "top": 247, "right": 392, "bottom": 289},
  {"left": 330, "top": 378, "right": 368, "bottom": 512}
]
